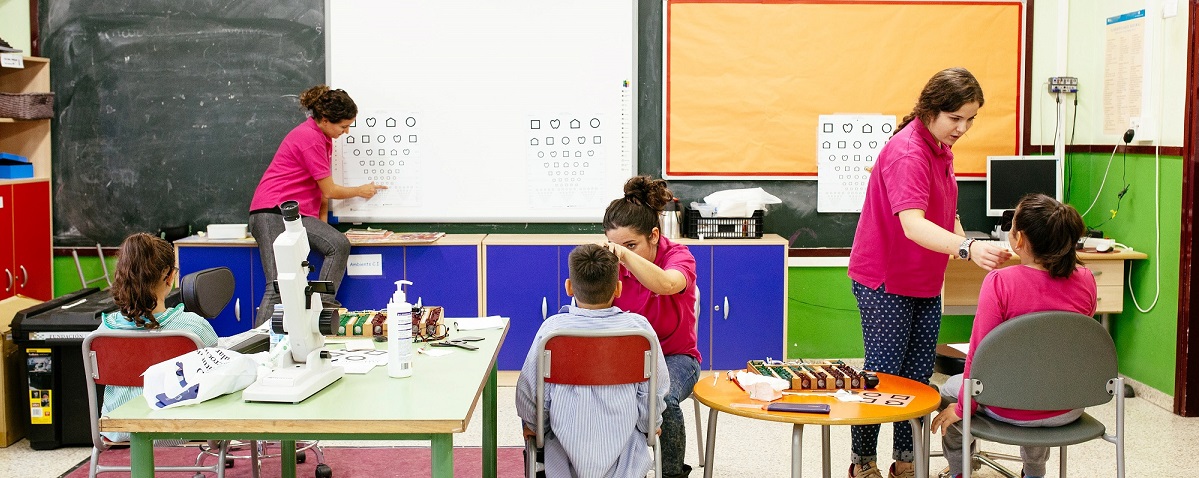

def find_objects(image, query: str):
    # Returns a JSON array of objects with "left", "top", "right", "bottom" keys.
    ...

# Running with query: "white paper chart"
[
  {"left": 527, "top": 114, "right": 610, "bottom": 207},
  {"left": 332, "top": 110, "right": 423, "bottom": 214},
  {"left": 816, "top": 114, "right": 895, "bottom": 213}
]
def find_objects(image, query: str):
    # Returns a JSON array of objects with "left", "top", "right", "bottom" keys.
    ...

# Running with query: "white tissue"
[
  {"left": 834, "top": 389, "right": 864, "bottom": 402},
  {"left": 703, "top": 188, "right": 783, "bottom": 217},
  {"left": 735, "top": 371, "right": 789, "bottom": 401}
]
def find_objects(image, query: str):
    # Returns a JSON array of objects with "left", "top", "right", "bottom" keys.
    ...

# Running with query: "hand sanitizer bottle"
[{"left": 387, "top": 280, "right": 414, "bottom": 378}]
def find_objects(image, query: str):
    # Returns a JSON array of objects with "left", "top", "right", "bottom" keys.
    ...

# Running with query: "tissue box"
[
  {"left": 682, "top": 208, "right": 764, "bottom": 239},
  {"left": 0, "top": 153, "right": 32, "bottom": 179},
  {"left": 206, "top": 223, "right": 247, "bottom": 239}
]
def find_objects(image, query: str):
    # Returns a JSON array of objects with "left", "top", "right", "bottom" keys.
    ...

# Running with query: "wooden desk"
[
  {"left": 100, "top": 323, "right": 508, "bottom": 478},
  {"left": 943, "top": 249, "right": 1148, "bottom": 315},
  {"left": 692, "top": 373, "right": 941, "bottom": 478}
]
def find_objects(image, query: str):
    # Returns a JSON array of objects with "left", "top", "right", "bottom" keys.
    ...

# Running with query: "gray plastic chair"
[{"left": 959, "top": 311, "right": 1125, "bottom": 478}]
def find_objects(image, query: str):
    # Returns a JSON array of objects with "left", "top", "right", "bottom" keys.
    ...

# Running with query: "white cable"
[
  {"left": 1129, "top": 10, "right": 1167, "bottom": 314},
  {"left": 1077, "top": 144, "right": 1120, "bottom": 218}
]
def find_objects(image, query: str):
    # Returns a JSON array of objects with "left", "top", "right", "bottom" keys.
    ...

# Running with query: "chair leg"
[
  {"left": 692, "top": 398, "right": 705, "bottom": 466},
  {"left": 1060, "top": 446, "right": 1068, "bottom": 478},
  {"left": 524, "top": 438, "right": 538, "bottom": 478},
  {"left": 89, "top": 447, "right": 102, "bottom": 478}
]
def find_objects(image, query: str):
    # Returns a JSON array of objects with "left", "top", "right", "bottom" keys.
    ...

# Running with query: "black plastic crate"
[{"left": 681, "top": 208, "right": 764, "bottom": 239}]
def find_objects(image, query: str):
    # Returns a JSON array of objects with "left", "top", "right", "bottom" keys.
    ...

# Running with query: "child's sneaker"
[
  {"left": 848, "top": 461, "right": 884, "bottom": 478},
  {"left": 887, "top": 463, "right": 915, "bottom": 478}
]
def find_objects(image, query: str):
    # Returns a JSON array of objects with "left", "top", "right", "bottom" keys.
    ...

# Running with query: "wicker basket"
[{"left": 0, "top": 92, "right": 54, "bottom": 119}]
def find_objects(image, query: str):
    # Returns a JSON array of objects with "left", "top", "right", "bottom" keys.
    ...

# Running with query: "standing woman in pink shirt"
[
  {"left": 603, "top": 176, "right": 700, "bottom": 478},
  {"left": 248, "top": 85, "right": 386, "bottom": 326},
  {"left": 846, "top": 68, "right": 1011, "bottom": 478},
  {"left": 930, "top": 194, "right": 1096, "bottom": 478}
]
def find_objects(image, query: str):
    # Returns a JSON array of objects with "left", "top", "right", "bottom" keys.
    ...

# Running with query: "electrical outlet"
[
  {"left": 1164, "top": 0, "right": 1179, "bottom": 18},
  {"left": 1048, "top": 76, "right": 1078, "bottom": 93}
]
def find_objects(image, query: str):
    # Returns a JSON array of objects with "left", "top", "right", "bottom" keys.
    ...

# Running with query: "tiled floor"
[{"left": 3, "top": 371, "right": 1196, "bottom": 477}]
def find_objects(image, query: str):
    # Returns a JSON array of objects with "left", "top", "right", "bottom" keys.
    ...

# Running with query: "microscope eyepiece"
[{"left": 279, "top": 200, "right": 301, "bottom": 222}]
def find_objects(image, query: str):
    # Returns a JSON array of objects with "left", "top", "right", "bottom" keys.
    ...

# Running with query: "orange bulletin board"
[{"left": 665, "top": 0, "right": 1024, "bottom": 178}]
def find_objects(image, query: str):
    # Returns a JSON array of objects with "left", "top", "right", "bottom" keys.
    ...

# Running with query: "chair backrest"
[
  {"left": 534, "top": 328, "right": 659, "bottom": 450},
  {"left": 163, "top": 267, "right": 236, "bottom": 319},
  {"left": 82, "top": 329, "right": 205, "bottom": 447},
  {"left": 969, "top": 311, "right": 1117, "bottom": 411}
]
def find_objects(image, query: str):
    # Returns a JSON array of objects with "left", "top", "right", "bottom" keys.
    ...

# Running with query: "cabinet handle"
[
  {"left": 4, "top": 269, "right": 11, "bottom": 292},
  {"left": 723, "top": 297, "right": 730, "bottom": 320},
  {"left": 542, "top": 296, "right": 548, "bottom": 321},
  {"left": 235, "top": 298, "right": 241, "bottom": 322},
  {"left": 19, "top": 265, "right": 28, "bottom": 288}
]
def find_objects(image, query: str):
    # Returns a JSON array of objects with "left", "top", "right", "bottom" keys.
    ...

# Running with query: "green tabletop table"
[{"left": 101, "top": 321, "right": 509, "bottom": 478}]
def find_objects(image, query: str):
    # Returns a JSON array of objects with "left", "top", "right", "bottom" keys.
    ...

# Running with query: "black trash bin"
[{"left": 12, "top": 288, "right": 117, "bottom": 450}]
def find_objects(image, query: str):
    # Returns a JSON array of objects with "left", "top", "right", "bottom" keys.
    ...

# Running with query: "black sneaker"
[{"left": 663, "top": 463, "right": 693, "bottom": 478}]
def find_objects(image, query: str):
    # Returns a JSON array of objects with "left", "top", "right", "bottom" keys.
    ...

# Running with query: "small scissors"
[{"left": 430, "top": 336, "right": 485, "bottom": 351}]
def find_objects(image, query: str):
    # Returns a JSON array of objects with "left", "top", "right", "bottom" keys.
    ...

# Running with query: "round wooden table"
[{"left": 691, "top": 372, "right": 941, "bottom": 478}]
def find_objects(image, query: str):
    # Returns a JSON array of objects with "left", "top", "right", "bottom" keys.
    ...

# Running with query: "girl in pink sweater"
[{"left": 931, "top": 193, "right": 1097, "bottom": 478}]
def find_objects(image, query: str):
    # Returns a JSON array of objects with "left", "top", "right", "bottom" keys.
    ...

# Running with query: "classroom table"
[
  {"left": 692, "top": 372, "right": 941, "bottom": 478},
  {"left": 99, "top": 322, "right": 508, "bottom": 478}
]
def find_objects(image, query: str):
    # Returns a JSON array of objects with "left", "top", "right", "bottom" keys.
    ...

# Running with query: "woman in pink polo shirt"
[
  {"left": 931, "top": 194, "right": 1095, "bottom": 478},
  {"left": 846, "top": 68, "right": 1011, "bottom": 478},
  {"left": 248, "top": 85, "right": 385, "bottom": 326},
  {"left": 603, "top": 175, "right": 700, "bottom": 478}
]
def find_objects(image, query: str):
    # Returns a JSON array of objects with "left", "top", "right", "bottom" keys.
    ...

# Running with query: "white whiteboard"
[{"left": 326, "top": 0, "right": 637, "bottom": 223}]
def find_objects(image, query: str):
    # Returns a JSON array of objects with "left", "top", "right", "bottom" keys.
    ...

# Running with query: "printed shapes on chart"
[
  {"left": 574, "top": 151, "right": 581, "bottom": 157},
  {"left": 838, "top": 141, "right": 846, "bottom": 149},
  {"left": 531, "top": 120, "right": 541, "bottom": 129},
  {"left": 546, "top": 137, "right": 555, "bottom": 145},
  {"left": 394, "top": 135, "right": 403, "bottom": 143},
  {"left": 823, "top": 123, "right": 834, "bottom": 133},
  {"left": 366, "top": 149, "right": 373, "bottom": 156},
  {"left": 583, "top": 162, "right": 589, "bottom": 167},
  {"left": 862, "top": 124, "right": 873, "bottom": 133},
  {"left": 378, "top": 149, "right": 384, "bottom": 156},
  {"left": 570, "top": 119, "right": 581, "bottom": 129},
  {"left": 550, "top": 119, "right": 561, "bottom": 129},
  {"left": 869, "top": 141, "right": 878, "bottom": 148},
  {"left": 366, "top": 117, "right": 377, "bottom": 127},
  {"left": 390, "top": 149, "right": 398, "bottom": 156},
  {"left": 881, "top": 123, "right": 893, "bottom": 133},
  {"left": 386, "top": 118, "right": 397, "bottom": 127},
  {"left": 350, "top": 120, "right": 357, "bottom": 127},
  {"left": 346, "top": 136, "right": 355, "bottom": 143},
  {"left": 590, "top": 118, "right": 601, "bottom": 128},
  {"left": 354, "top": 150, "right": 361, "bottom": 156},
  {"left": 409, "top": 135, "right": 418, "bottom": 143},
  {"left": 403, "top": 149, "right": 411, "bottom": 155},
  {"left": 378, "top": 135, "right": 386, "bottom": 143},
  {"left": 578, "top": 136, "right": 585, "bottom": 144},
  {"left": 538, "top": 151, "right": 545, "bottom": 158},
  {"left": 359, "top": 161, "right": 365, "bottom": 166},
  {"left": 822, "top": 141, "right": 831, "bottom": 149},
  {"left": 593, "top": 136, "right": 601, "bottom": 144},
  {"left": 550, "top": 151, "right": 557, "bottom": 158},
  {"left": 853, "top": 141, "right": 861, "bottom": 149},
  {"left": 531, "top": 138, "right": 539, "bottom": 146},
  {"left": 361, "top": 135, "right": 370, "bottom": 144},
  {"left": 562, "top": 136, "right": 570, "bottom": 145},
  {"left": 842, "top": 123, "right": 853, "bottom": 133},
  {"left": 587, "top": 151, "right": 594, "bottom": 157},
  {"left": 406, "top": 117, "right": 417, "bottom": 127}
]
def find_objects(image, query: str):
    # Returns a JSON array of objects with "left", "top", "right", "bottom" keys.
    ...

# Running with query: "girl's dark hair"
[
  {"left": 1012, "top": 194, "right": 1086, "bottom": 278},
  {"left": 602, "top": 176, "right": 674, "bottom": 237},
  {"left": 111, "top": 233, "right": 176, "bottom": 328},
  {"left": 568, "top": 244, "right": 619, "bottom": 305},
  {"left": 299, "top": 85, "right": 357, "bottom": 123},
  {"left": 894, "top": 67, "right": 985, "bottom": 135}
]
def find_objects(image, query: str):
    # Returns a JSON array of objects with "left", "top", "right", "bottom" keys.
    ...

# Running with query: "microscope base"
[{"left": 242, "top": 362, "right": 344, "bottom": 403}]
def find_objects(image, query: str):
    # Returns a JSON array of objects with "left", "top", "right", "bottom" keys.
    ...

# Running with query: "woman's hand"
[
  {"left": 603, "top": 241, "right": 630, "bottom": 263},
  {"left": 357, "top": 182, "right": 388, "bottom": 199},
  {"left": 931, "top": 407, "right": 962, "bottom": 434},
  {"left": 970, "top": 242, "right": 1013, "bottom": 271}
]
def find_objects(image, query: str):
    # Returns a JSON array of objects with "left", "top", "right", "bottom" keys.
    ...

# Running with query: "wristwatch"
[{"left": 958, "top": 238, "right": 976, "bottom": 260}]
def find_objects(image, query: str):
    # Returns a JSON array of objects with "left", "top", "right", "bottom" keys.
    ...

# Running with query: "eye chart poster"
[{"left": 816, "top": 114, "right": 895, "bottom": 213}]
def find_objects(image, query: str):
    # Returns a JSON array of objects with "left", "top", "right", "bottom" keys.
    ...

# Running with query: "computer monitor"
[{"left": 985, "top": 155, "right": 1061, "bottom": 217}]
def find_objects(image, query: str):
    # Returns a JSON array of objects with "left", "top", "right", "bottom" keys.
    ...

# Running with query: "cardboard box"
[{"left": 0, "top": 295, "right": 42, "bottom": 447}]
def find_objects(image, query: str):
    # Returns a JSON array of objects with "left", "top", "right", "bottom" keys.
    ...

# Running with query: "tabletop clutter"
[{"left": 679, "top": 187, "right": 782, "bottom": 239}]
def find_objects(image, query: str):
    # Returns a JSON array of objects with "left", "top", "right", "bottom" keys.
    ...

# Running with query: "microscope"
[{"left": 242, "top": 200, "right": 344, "bottom": 403}]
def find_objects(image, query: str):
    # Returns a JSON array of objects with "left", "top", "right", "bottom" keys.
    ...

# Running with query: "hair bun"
[{"left": 623, "top": 176, "right": 673, "bottom": 212}]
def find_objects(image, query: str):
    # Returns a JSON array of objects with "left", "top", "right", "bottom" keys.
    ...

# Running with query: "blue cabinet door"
[
  {"left": 335, "top": 246, "right": 406, "bottom": 311},
  {"left": 406, "top": 245, "right": 481, "bottom": 318},
  {"left": 689, "top": 245, "right": 714, "bottom": 369},
  {"left": 485, "top": 245, "right": 561, "bottom": 369},
  {"left": 709, "top": 245, "right": 785, "bottom": 370},
  {"left": 177, "top": 246, "right": 257, "bottom": 336}
]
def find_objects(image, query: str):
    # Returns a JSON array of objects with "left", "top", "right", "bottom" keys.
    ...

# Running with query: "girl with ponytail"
[{"left": 932, "top": 194, "right": 1096, "bottom": 478}]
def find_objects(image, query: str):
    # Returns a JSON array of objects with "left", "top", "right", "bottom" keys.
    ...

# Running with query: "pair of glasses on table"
[{"left": 428, "top": 336, "right": 485, "bottom": 351}]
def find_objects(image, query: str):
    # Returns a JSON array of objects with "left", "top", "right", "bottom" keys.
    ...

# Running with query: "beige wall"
[{"left": 0, "top": 0, "right": 32, "bottom": 53}]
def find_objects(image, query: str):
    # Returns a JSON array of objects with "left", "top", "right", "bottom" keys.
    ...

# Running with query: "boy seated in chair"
[{"left": 516, "top": 243, "right": 670, "bottom": 478}]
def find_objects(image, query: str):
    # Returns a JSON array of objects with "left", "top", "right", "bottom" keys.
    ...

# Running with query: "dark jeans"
[
  {"left": 662, "top": 354, "right": 700, "bottom": 477},
  {"left": 248, "top": 212, "right": 350, "bottom": 327}
]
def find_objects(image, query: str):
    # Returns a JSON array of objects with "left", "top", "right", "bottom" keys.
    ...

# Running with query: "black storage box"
[
  {"left": 682, "top": 207, "right": 765, "bottom": 239},
  {"left": 12, "top": 288, "right": 116, "bottom": 449}
]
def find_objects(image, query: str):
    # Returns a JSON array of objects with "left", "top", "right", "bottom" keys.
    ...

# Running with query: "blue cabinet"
[
  {"left": 485, "top": 244, "right": 571, "bottom": 370},
  {"left": 176, "top": 245, "right": 259, "bottom": 336},
  {"left": 700, "top": 243, "right": 786, "bottom": 370}
]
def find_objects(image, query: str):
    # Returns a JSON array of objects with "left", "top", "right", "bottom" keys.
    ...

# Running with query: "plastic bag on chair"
[{"left": 143, "top": 348, "right": 258, "bottom": 409}]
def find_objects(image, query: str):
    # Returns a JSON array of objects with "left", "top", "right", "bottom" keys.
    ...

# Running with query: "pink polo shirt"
[
  {"left": 848, "top": 119, "right": 958, "bottom": 298},
  {"left": 957, "top": 264, "right": 1097, "bottom": 421},
  {"left": 613, "top": 236, "right": 702, "bottom": 363},
  {"left": 249, "top": 118, "right": 332, "bottom": 218}
]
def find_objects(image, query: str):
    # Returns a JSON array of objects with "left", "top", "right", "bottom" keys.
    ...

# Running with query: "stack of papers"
[{"left": 345, "top": 227, "right": 394, "bottom": 241}]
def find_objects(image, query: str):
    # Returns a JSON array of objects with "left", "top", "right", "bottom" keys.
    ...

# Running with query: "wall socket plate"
[{"left": 1048, "top": 76, "right": 1078, "bottom": 93}]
